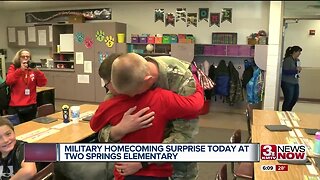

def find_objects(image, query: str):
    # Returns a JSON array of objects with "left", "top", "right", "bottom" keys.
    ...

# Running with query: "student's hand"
[
  {"left": 116, "top": 106, "right": 155, "bottom": 135},
  {"left": 115, "top": 162, "right": 142, "bottom": 176}
]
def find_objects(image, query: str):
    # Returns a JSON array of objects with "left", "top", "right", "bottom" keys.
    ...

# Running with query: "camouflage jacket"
[{"left": 99, "top": 56, "right": 199, "bottom": 143}]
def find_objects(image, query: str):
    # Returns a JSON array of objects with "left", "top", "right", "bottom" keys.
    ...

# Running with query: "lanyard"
[{"left": 23, "top": 70, "right": 30, "bottom": 88}]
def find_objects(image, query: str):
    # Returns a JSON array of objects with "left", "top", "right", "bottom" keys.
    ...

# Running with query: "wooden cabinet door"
[
  {"left": 171, "top": 43, "right": 194, "bottom": 62},
  {"left": 35, "top": 25, "right": 52, "bottom": 47},
  {"left": 7, "top": 26, "right": 27, "bottom": 47},
  {"left": 54, "top": 72, "right": 75, "bottom": 100},
  {"left": 73, "top": 23, "right": 95, "bottom": 102}
]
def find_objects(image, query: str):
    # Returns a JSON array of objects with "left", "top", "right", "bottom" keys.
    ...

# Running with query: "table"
[
  {"left": 252, "top": 125, "right": 320, "bottom": 179},
  {"left": 253, "top": 109, "right": 293, "bottom": 127},
  {"left": 287, "top": 112, "right": 320, "bottom": 129},
  {"left": 15, "top": 104, "right": 97, "bottom": 143},
  {"left": 36, "top": 86, "right": 55, "bottom": 111}
]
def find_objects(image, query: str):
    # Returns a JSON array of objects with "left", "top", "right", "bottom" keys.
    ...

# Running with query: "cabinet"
[
  {"left": 52, "top": 24, "right": 74, "bottom": 70},
  {"left": 73, "top": 22, "right": 127, "bottom": 102},
  {"left": 7, "top": 25, "right": 52, "bottom": 47}
]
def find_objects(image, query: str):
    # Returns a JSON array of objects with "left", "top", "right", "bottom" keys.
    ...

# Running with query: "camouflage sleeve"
[
  {"left": 98, "top": 124, "right": 120, "bottom": 143},
  {"left": 162, "top": 72, "right": 200, "bottom": 144}
]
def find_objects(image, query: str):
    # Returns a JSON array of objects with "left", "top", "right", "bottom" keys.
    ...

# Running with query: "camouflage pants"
[{"left": 171, "top": 162, "right": 198, "bottom": 180}]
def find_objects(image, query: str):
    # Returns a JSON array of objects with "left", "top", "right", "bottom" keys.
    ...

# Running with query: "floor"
[{"left": 54, "top": 98, "right": 320, "bottom": 180}]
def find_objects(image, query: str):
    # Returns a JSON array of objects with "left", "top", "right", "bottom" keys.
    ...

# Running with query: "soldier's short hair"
[{"left": 111, "top": 53, "right": 149, "bottom": 95}]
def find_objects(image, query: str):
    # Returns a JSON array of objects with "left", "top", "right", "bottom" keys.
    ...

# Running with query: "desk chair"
[
  {"left": 32, "top": 162, "right": 54, "bottom": 180},
  {"left": 215, "top": 164, "right": 227, "bottom": 180},
  {"left": 230, "top": 129, "right": 253, "bottom": 180},
  {"left": 246, "top": 103, "right": 262, "bottom": 142},
  {"left": 37, "top": 104, "right": 55, "bottom": 118}
]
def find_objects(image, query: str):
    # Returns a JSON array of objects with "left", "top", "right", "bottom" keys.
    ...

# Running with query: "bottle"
[
  {"left": 62, "top": 105, "right": 70, "bottom": 123},
  {"left": 314, "top": 132, "right": 320, "bottom": 155}
]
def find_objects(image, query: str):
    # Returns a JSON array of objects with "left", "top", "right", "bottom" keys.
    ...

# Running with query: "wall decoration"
[
  {"left": 210, "top": 13, "right": 220, "bottom": 27},
  {"left": 84, "top": 36, "right": 93, "bottom": 48},
  {"left": 96, "top": 30, "right": 105, "bottom": 42},
  {"left": 165, "top": 13, "right": 175, "bottom": 27},
  {"left": 187, "top": 13, "right": 197, "bottom": 27},
  {"left": 221, "top": 8, "right": 232, "bottom": 23},
  {"left": 176, "top": 8, "right": 187, "bottom": 22},
  {"left": 98, "top": 51, "right": 108, "bottom": 64},
  {"left": 105, "top": 35, "right": 115, "bottom": 47},
  {"left": 199, "top": 8, "right": 209, "bottom": 22},
  {"left": 25, "top": 8, "right": 112, "bottom": 23},
  {"left": 75, "top": 32, "right": 84, "bottom": 43},
  {"left": 155, "top": 9, "right": 165, "bottom": 22}
]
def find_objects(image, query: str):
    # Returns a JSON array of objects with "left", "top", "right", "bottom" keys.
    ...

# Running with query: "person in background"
[
  {"left": 97, "top": 53, "right": 200, "bottom": 180},
  {"left": 0, "top": 116, "right": 37, "bottom": 179},
  {"left": 6, "top": 49, "right": 47, "bottom": 123},
  {"left": 281, "top": 46, "right": 302, "bottom": 111},
  {"left": 90, "top": 53, "right": 204, "bottom": 180}
]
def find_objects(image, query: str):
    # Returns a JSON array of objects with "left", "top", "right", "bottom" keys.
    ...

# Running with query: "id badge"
[{"left": 25, "top": 88, "right": 30, "bottom": 95}]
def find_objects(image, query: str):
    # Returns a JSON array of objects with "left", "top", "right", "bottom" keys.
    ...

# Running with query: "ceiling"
[{"left": 0, "top": 1, "right": 320, "bottom": 18}]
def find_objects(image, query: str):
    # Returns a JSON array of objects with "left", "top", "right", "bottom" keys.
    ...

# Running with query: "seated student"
[
  {"left": 0, "top": 117, "right": 37, "bottom": 179},
  {"left": 90, "top": 54, "right": 204, "bottom": 180}
]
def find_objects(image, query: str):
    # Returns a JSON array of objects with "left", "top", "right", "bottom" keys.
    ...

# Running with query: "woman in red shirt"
[{"left": 6, "top": 49, "right": 47, "bottom": 123}]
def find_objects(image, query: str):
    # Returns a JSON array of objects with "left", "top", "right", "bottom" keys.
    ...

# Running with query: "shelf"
[
  {"left": 53, "top": 60, "right": 74, "bottom": 63},
  {"left": 137, "top": 53, "right": 171, "bottom": 56},
  {"left": 53, "top": 52, "right": 74, "bottom": 54},
  {"left": 38, "top": 68, "right": 75, "bottom": 72},
  {"left": 194, "top": 55, "right": 253, "bottom": 58}
]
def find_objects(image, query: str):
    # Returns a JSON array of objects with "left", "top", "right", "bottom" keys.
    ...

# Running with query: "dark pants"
[
  {"left": 125, "top": 176, "right": 168, "bottom": 180},
  {"left": 8, "top": 104, "right": 37, "bottom": 123},
  {"left": 281, "top": 81, "right": 299, "bottom": 111}
]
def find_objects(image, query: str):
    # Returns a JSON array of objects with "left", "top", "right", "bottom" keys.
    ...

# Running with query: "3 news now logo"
[{"left": 260, "top": 144, "right": 306, "bottom": 160}]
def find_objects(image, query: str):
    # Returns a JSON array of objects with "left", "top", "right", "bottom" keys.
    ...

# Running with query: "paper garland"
[
  {"left": 199, "top": 8, "right": 209, "bottom": 22},
  {"left": 210, "top": 13, "right": 220, "bottom": 27},
  {"left": 176, "top": 8, "right": 186, "bottom": 22},
  {"left": 221, "top": 8, "right": 232, "bottom": 23},
  {"left": 155, "top": 9, "right": 164, "bottom": 22},
  {"left": 187, "top": 13, "right": 197, "bottom": 27},
  {"left": 165, "top": 13, "right": 175, "bottom": 27}
]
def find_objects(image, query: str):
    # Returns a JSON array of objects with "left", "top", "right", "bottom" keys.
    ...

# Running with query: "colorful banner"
[
  {"left": 221, "top": 8, "right": 232, "bottom": 23},
  {"left": 199, "top": 8, "right": 209, "bottom": 22},
  {"left": 176, "top": 8, "right": 186, "bottom": 22},
  {"left": 155, "top": 9, "right": 165, "bottom": 22},
  {"left": 165, "top": 13, "right": 175, "bottom": 27},
  {"left": 187, "top": 13, "right": 197, "bottom": 27},
  {"left": 210, "top": 13, "right": 220, "bottom": 27}
]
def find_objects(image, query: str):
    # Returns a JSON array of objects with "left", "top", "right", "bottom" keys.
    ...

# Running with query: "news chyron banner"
[{"left": 24, "top": 143, "right": 260, "bottom": 162}]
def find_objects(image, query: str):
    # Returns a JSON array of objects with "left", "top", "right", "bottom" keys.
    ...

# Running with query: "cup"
[
  {"left": 70, "top": 106, "right": 80, "bottom": 124},
  {"left": 117, "top": 33, "right": 125, "bottom": 43},
  {"left": 62, "top": 105, "right": 70, "bottom": 123}
]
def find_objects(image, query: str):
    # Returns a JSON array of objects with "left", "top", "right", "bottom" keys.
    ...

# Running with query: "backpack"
[
  {"left": 214, "top": 60, "right": 230, "bottom": 97},
  {"left": 242, "top": 65, "right": 254, "bottom": 89},
  {"left": 227, "top": 61, "right": 243, "bottom": 105},
  {"left": 246, "top": 67, "right": 265, "bottom": 104},
  {"left": 0, "top": 81, "right": 10, "bottom": 111}
]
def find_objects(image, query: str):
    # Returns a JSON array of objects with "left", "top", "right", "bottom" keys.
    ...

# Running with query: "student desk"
[
  {"left": 287, "top": 112, "right": 320, "bottom": 129},
  {"left": 252, "top": 125, "right": 320, "bottom": 179},
  {"left": 36, "top": 86, "right": 55, "bottom": 111},
  {"left": 253, "top": 109, "right": 293, "bottom": 126},
  {"left": 15, "top": 104, "right": 97, "bottom": 143}
]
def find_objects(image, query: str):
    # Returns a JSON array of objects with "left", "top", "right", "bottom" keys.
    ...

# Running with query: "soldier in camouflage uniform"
[{"left": 99, "top": 53, "right": 199, "bottom": 180}]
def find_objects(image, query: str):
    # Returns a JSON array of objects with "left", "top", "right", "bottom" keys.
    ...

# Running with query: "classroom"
[{"left": 0, "top": 1, "right": 319, "bottom": 180}]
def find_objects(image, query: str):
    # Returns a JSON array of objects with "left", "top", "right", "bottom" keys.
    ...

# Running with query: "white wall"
[
  {"left": 4, "top": 1, "right": 270, "bottom": 61},
  {"left": 284, "top": 20, "right": 320, "bottom": 68},
  {"left": 0, "top": 10, "right": 8, "bottom": 49}
]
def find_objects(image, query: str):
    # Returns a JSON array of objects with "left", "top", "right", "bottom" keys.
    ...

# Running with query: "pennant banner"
[
  {"left": 187, "top": 13, "right": 197, "bottom": 27},
  {"left": 199, "top": 8, "right": 209, "bottom": 22},
  {"left": 221, "top": 8, "right": 232, "bottom": 23},
  {"left": 210, "top": 13, "right": 220, "bottom": 27},
  {"left": 176, "top": 8, "right": 187, "bottom": 22},
  {"left": 155, "top": 9, "right": 165, "bottom": 22},
  {"left": 165, "top": 13, "right": 175, "bottom": 27}
]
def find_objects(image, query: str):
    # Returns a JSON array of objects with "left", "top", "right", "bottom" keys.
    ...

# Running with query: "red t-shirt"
[
  {"left": 90, "top": 83, "right": 203, "bottom": 179},
  {"left": 6, "top": 64, "right": 47, "bottom": 107}
]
